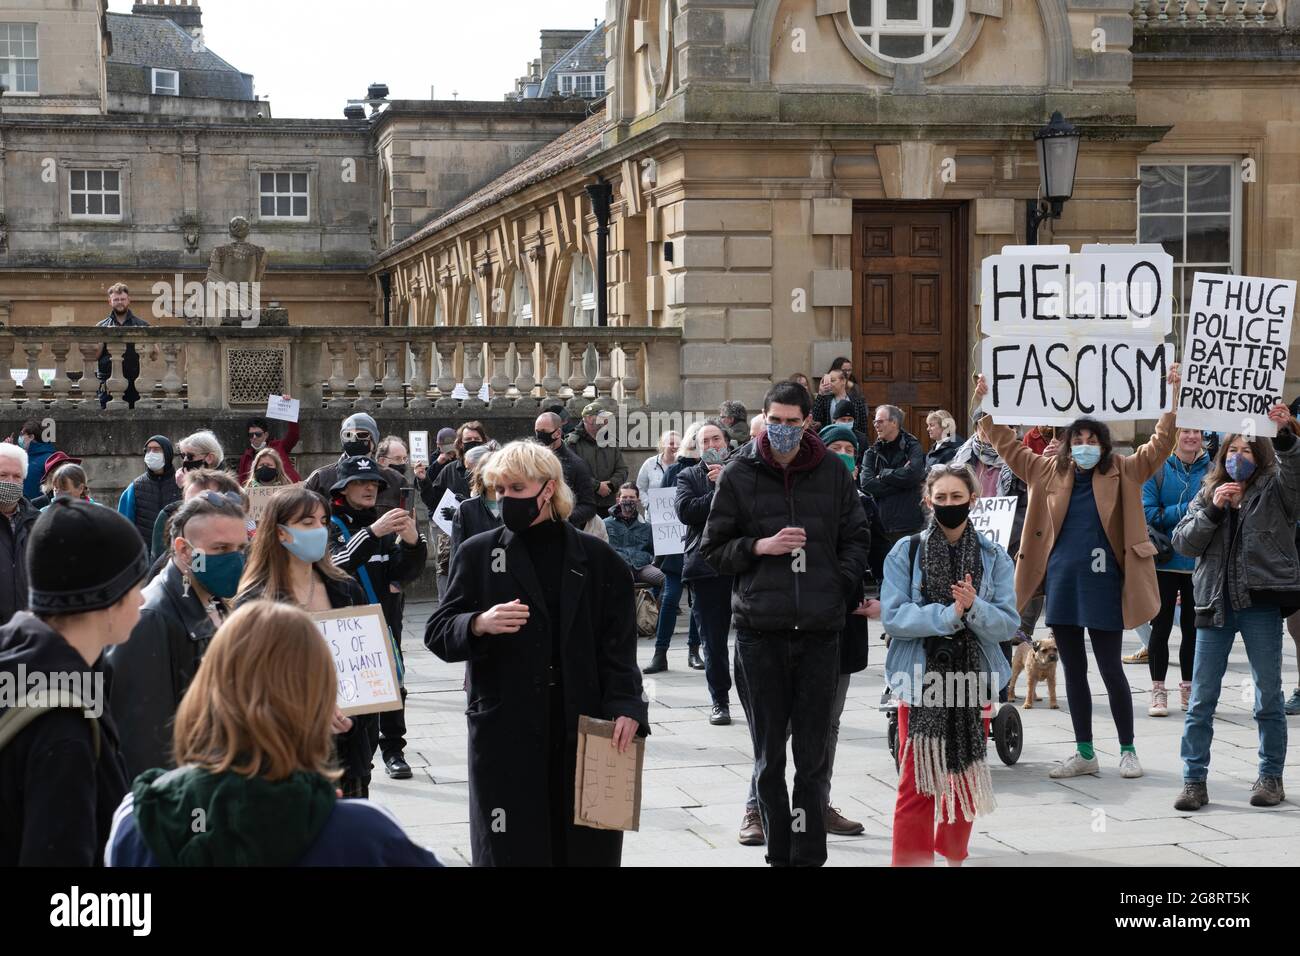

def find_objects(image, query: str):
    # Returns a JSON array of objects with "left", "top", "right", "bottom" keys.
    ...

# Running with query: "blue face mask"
[
  {"left": 485, "top": 498, "right": 500, "bottom": 517},
  {"left": 1071, "top": 444, "right": 1101, "bottom": 470},
  {"left": 1226, "top": 453, "right": 1256, "bottom": 483},
  {"left": 278, "top": 524, "right": 328, "bottom": 564},
  {"left": 188, "top": 549, "right": 246, "bottom": 599},
  {"left": 766, "top": 422, "right": 803, "bottom": 455}
]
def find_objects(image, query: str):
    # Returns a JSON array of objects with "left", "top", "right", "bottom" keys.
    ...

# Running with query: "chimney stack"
[{"left": 131, "top": 0, "right": 203, "bottom": 33}]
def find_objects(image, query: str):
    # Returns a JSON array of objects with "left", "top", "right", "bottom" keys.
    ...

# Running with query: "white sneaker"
[
  {"left": 1149, "top": 683, "right": 1168, "bottom": 717},
  {"left": 1119, "top": 751, "right": 1144, "bottom": 779},
  {"left": 1049, "top": 753, "right": 1100, "bottom": 778}
]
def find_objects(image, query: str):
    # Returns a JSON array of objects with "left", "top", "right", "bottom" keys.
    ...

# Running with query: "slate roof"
[
  {"left": 381, "top": 111, "right": 606, "bottom": 260},
  {"left": 105, "top": 12, "right": 254, "bottom": 100},
  {"left": 538, "top": 22, "right": 606, "bottom": 97}
]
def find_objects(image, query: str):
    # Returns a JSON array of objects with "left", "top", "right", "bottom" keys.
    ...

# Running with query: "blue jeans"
[
  {"left": 1181, "top": 604, "right": 1288, "bottom": 782},
  {"left": 653, "top": 569, "right": 699, "bottom": 652}
]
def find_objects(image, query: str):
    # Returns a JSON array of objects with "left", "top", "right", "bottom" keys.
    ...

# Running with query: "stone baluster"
[
  {"left": 1231, "top": 0, "right": 1246, "bottom": 20},
  {"left": 513, "top": 340, "right": 538, "bottom": 410},
  {"left": 380, "top": 340, "right": 405, "bottom": 409},
  {"left": 409, "top": 341, "right": 432, "bottom": 411},
  {"left": 593, "top": 342, "right": 616, "bottom": 411},
  {"left": 540, "top": 343, "right": 563, "bottom": 405},
  {"left": 434, "top": 341, "right": 459, "bottom": 411},
  {"left": 565, "top": 341, "right": 590, "bottom": 417},
  {"left": 326, "top": 341, "right": 351, "bottom": 408},
  {"left": 47, "top": 340, "right": 72, "bottom": 410},
  {"left": 160, "top": 343, "right": 184, "bottom": 409},
  {"left": 462, "top": 342, "right": 486, "bottom": 410},
  {"left": 488, "top": 341, "right": 512, "bottom": 408},
  {"left": 20, "top": 343, "right": 44, "bottom": 413},
  {"left": 1133, "top": 0, "right": 1149, "bottom": 23},
  {"left": 102, "top": 338, "right": 129, "bottom": 411},
  {"left": 353, "top": 344, "right": 376, "bottom": 410},
  {"left": 1192, "top": 0, "right": 1208, "bottom": 22},
  {"left": 1214, "top": 0, "right": 1228, "bottom": 20},
  {"left": 617, "top": 341, "right": 643, "bottom": 409},
  {"left": 75, "top": 343, "right": 100, "bottom": 407}
]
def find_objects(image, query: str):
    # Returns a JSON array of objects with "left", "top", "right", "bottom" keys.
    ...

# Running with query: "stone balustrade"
[
  {"left": 1131, "top": 0, "right": 1286, "bottom": 26},
  {"left": 0, "top": 326, "right": 683, "bottom": 416}
]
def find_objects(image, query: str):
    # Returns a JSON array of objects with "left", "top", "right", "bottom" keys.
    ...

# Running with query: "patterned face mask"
[
  {"left": 766, "top": 423, "right": 803, "bottom": 455},
  {"left": 0, "top": 481, "right": 22, "bottom": 506}
]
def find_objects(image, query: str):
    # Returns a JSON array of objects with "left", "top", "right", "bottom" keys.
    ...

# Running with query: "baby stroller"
[{"left": 880, "top": 684, "right": 1023, "bottom": 770}]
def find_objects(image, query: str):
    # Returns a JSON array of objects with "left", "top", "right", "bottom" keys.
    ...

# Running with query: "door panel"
[{"left": 851, "top": 203, "right": 967, "bottom": 446}]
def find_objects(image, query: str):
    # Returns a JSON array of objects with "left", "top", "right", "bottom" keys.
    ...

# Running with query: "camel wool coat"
[{"left": 977, "top": 411, "right": 1176, "bottom": 629}]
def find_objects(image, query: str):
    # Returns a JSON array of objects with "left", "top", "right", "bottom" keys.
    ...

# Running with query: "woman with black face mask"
[
  {"left": 424, "top": 440, "right": 648, "bottom": 867},
  {"left": 880, "top": 463, "right": 1018, "bottom": 866},
  {"left": 245, "top": 447, "right": 290, "bottom": 489}
]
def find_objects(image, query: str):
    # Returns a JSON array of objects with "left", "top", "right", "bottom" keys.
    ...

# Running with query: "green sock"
[
  {"left": 1077, "top": 742, "right": 1095, "bottom": 760},
  {"left": 1121, "top": 744, "right": 1136, "bottom": 755}
]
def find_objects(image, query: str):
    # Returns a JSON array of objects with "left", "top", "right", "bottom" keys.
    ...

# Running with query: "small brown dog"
[{"left": 1008, "top": 635, "right": 1059, "bottom": 709}]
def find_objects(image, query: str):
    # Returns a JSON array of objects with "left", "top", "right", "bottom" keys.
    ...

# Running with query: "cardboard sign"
[
  {"left": 981, "top": 336, "right": 1174, "bottom": 426},
  {"left": 310, "top": 604, "right": 402, "bottom": 717},
  {"left": 409, "top": 430, "right": 429, "bottom": 465},
  {"left": 431, "top": 488, "right": 458, "bottom": 536},
  {"left": 645, "top": 487, "right": 685, "bottom": 557},
  {"left": 574, "top": 716, "right": 644, "bottom": 832},
  {"left": 246, "top": 482, "right": 302, "bottom": 520},
  {"left": 968, "top": 496, "right": 1017, "bottom": 551},
  {"left": 266, "top": 394, "right": 300, "bottom": 423},
  {"left": 980, "top": 249, "right": 1173, "bottom": 337},
  {"left": 1176, "top": 273, "right": 1296, "bottom": 438}
]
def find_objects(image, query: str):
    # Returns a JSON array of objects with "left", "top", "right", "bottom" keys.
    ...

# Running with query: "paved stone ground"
[{"left": 373, "top": 600, "right": 1299, "bottom": 866}]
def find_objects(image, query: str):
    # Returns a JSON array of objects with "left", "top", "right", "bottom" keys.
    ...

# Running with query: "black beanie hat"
[{"left": 27, "top": 498, "right": 149, "bottom": 614}]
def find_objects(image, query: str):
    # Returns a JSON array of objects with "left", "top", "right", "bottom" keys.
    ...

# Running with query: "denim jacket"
[{"left": 881, "top": 526, "right": 1018, "bottom": 705}]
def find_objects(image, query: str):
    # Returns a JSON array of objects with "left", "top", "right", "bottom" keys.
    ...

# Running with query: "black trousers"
[
  {"left": 1149, "top": 570, "right": 1196, "bottom": 683},
  {"left": 688, "top": 575, "right": 734, "bottom": 708},
  {"left": 379, "top": 612, "right": 407, "bottom": 758},
  {"left": 1053, "top": 626, "right": 1134, "bottom": 746}
]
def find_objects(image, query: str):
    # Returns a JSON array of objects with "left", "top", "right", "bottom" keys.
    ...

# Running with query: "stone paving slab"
[{"left": 373, "top": 600, "right": 1299, "bottom": 866}]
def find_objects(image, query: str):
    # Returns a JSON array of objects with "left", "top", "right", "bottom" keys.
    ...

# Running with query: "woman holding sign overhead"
[
  {"left": 975, "top": 363, "right": 1181, "bottom": 781},
  {"left": 235, "top": 486, "right": 374, "bottom": 798},
  {"left": 1170, "top": 406, "right": 1300, "bottom": 811},
  {"left": 424, "top": 440, "right": 649, "bottom": 867}
]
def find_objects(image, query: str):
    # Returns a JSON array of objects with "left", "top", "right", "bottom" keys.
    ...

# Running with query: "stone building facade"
[{"left": 372, "top": 0, "right": 1300, "bottom": 442}]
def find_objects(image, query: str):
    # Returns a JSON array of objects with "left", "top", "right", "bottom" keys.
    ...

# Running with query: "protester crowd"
[{"left": 1, "top": 345, "right": 1298, "bottom": 870}]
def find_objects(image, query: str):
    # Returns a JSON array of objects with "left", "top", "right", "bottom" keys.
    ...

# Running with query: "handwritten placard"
[
  {"left": 645, "top": 487, "right": 685, "bottom": 557},
  {"left": 246, "top": 482, "right": 302, "bottom": 521},
  {"left": 1177, "top": 272, "right": 1296, "bottom": 438},
  {"left": 266, "top": 394, "right": 300, "bottom": 423},
  {"left": 409, "top": 430, "right": 429, "bottom": 465},
  {"left": 573, "top": 716, "right": 643, "bottom": 832},
  {"left": 968, "top": 495, "right": 1017, "bottom": 551},
  {"left": 310, "top": 604, "right": 402, "bottom": 717}
]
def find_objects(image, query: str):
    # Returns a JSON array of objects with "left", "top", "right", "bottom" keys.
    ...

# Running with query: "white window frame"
[
  {"left": 559, "top": 72, "right": 605, "bottom": 98},
  {"left": 258, "top": 170, "right": 310, "bottom": 221},
  {"left": 847, "top": 0, "right": 963, "bottom": 62},
  {"left": 151, "top": 68, "right": 179, "bottom": 96},
  {"left": 467, "top": 286, "right": 484, "bottom": 327},
  {"left": 1137, "top": 157, "right": 1242, "bottom": 349},
  {"left": 68, "top": 168, "right": 123, "bottom": 221},
  {"left": 510, "top": 271, "right": 533, "bottom": 326},
  {"left": 0, "top": 22, "right": 38, "bottom": 95},
  {"left": 570, "top": 257, "right": 596, "bottom": 327}
]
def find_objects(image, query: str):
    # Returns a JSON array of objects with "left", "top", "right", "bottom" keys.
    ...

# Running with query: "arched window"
[
  {"left": 847, "top": 0, "right": 963, "bottom": 62},
  {"left": 467, "top": 286, "right": 484, "bottom": 326},
  {"left": 510, "top": 271, "right": 533, "bottom": 326},
  {"left": 568, "top": 256, "right": 596, "bottom": 326}
]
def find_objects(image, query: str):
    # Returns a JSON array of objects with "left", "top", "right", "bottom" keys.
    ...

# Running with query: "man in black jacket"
[
  {"left": 304, "top": 412, "right": 404, "bottom": 512},
  {"left": 327, "top": 455, "right": 428, "bottom": 781},
  {"left": 96, "top": 283, "right": 155, "bottom": 409},
  {"left": 0, "top": 500, "right": 150, "bottom": 865},
  {"left": 107, "top": 492, "right": 248, "bottom": 778},
  {"left": 859, "top": 404, "right": 926, "bottom": 552},
  {"left": 0, "top": 443, "right": 39, "bottom": 627},
  {"left": 700, "top": 381, "right": 869, "bottom": 868},
  {"left": 535, "top": 411, "right": 597, "bottom": 529}
]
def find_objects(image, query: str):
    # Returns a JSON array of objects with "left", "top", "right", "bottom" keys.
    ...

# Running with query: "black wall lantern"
[
  {"left": 585, "top": 178, "right": 613, "bottom": 327},
  {"left": 1026, "top": 111, "right": 1082, "bottom": 245}
]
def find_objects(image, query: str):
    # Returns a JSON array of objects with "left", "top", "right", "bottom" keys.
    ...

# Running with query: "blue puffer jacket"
[
  {"left": 604, "top": 513, "right": 654, "bottom": 570},
  {"left": 1143, "top": 452, "right": 1211, "bottom": 573}
]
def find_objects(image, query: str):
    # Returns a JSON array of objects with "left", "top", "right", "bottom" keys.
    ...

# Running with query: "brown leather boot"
[
  {"left": 825, "top": 805, "right": 865, "bottom": 836},
  {"left": 738, "top": 808, "right": 764, "bottom": 846}
]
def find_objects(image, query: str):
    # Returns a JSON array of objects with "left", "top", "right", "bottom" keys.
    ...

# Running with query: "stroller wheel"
[{"left": 992, "top": 703, "right": 1023, "bottom": 765}]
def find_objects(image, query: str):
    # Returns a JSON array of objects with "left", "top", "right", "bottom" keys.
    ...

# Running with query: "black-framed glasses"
[
  {"left": 248, "top": 430, "right": 266, "bottom": 439},
  {"left": 199, "top": 491, "right": 243, "bottom": 508}
]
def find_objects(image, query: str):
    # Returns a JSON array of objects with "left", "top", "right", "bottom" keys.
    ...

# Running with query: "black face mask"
[
  {"left": 460, "top": 440, "right": 483, "bottom": 456},
  {"left": 254, "top": 466, "right": 278, "bottom": 484},
  {"left": 343, "top": 439, "right": 371, "bottom": 457},
  {"left": 932, "top": 502, "right": 971, "bottom": 530},
  {"left": 181, "top": 458, "right": 204, "bottom": 472},
  {"left": 535, "top": 430, "right": 557, "bottom": 446},
  {"left": 389, "top": 463, "right": 408, "bottom": 476},
  {"left": 500, "top": 485, "right": 548, "bottom": 533}
]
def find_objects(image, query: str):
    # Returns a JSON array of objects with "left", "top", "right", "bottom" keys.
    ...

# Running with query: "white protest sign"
[
  {"left": 311, "top": 604, "right": 402, "bottom": 717},
  {"left": 981, "top": 336, "right": 1174, "bottom": 426},
  {"left": 980, "top": 248, "right": 1173, "bottom": 337},
  {"left": 1176, "top": 273, "right": 1296, "bottom": 438},
  {"left": 432, "top": 488, "right": 458, "bottom": 536},
  {"left": 645, "top": 487, "right": 685, "bottom": 557},
  {"left": 409, "top": 431, "right": 429, "bottom": 465},
  {"left": 265, "top": 394, "right": 300, "bottom": 423},
  {"left": 968, "top": 496, "right": 1017, "bottom": 551}
]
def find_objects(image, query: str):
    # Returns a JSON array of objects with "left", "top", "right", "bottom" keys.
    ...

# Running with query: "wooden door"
[{"left": 851, "top": 202, "right": 968, "bottom": 445}]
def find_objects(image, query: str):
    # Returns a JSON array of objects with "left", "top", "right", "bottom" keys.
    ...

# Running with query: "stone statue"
[
  {"left": 200, "top": 216, "right": 285, "bottom": 326},
  {"left": 206, "top": 216, "right": 268, "bottom": 287}
]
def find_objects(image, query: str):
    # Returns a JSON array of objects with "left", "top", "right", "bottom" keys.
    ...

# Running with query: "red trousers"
[{"left": 891, "top": 703, "right": 987, "bottom": 867}]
